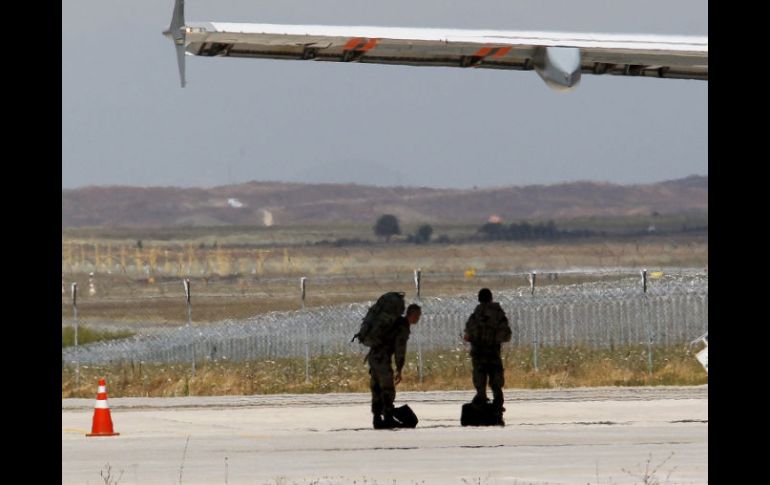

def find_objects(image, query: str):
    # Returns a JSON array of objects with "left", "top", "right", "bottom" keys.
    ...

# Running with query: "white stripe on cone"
[
  {"left": 98, "top": 385, "right": 106, "bottom": 392},
  {"left": 95, "top": 400, "right": 109, "bottom": 409}
]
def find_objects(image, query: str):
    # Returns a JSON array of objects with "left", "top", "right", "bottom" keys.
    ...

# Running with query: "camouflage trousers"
[
  {"left": 471, "top": 353, "right": 505, "bottom": 407},
  {"left": 368, "top": 349, "right": 396, "bottom": 416}
]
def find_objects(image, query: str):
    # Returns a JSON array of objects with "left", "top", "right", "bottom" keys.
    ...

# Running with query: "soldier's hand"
[{"left": 394, "top": 371, "right": 402, "bottom": 385}]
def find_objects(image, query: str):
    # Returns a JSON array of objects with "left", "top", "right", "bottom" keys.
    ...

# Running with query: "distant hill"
[{"left": 61, "top": 175, "right": 707, "bottom": 228}]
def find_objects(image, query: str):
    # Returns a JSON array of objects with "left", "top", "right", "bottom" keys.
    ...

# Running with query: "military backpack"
[
  {"left": 465, "top": 302, "right": 512, "bottom": 346},
  {"left": 352, "top": 292, "right": 406, "bottom": 347}
]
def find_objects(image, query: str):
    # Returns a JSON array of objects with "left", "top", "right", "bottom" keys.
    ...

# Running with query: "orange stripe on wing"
[
  {"left": 344, "top": 37, "right": 365, "bottom": 50},
  {"left": 491, "top": 46, "right": 511, "bottom": 58},
  {"left": 473, "top": 47, "right": 493, "bottom": 57},
  {"left": 359, "top": 38, "right": 379, "bottom": 51}
]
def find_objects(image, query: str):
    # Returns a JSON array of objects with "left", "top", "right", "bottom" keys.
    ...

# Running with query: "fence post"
[
  {"left": 184, "top": 278, "right": 195, "bottom": 376},
  {"left": 71, "top": 282, "right": 79, "bottom": 389},
  {"left": 530, "top": 272, "right": 538, "bottom": 372},
  {"left": 642, "top": 269, "right": 653, "bottom": 377},
  {"left": 88, "top": 272, "right": 96, "bottom": 296},
  {"left": 301, "top": 276, "right": 309, "bottom": 383},
  {"left": 414, "top": 268, "right": 423, "bottom": 383}
]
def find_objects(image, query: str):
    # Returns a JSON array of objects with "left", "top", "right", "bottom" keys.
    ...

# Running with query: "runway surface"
[{"left": 63, "top": 386, "right": 707, "bottom": 485}]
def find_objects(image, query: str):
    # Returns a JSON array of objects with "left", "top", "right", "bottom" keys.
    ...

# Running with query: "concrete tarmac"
[{"left": 62, "top": 386, "right": 707, "bottom": 485}]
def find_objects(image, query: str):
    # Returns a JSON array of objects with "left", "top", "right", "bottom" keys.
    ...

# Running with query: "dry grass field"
[
  {"left": 62, "top": 232, "right": 707, "bottom": 324},
  {"left": 62, "top": 224, "right": 707, "bottom": 396},
  {"left": 61, "top": 345, "right": 707, "bottom": 398}
]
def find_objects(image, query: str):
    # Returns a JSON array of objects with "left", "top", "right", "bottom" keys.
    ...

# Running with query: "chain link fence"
[{"left": 62, "top": 272, "right": 707, "bottom": 369}]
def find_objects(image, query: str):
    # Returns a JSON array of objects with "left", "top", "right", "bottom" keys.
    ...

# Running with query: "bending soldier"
[{"left": 368, "top": 303, "right": 422, "bottom": 429}]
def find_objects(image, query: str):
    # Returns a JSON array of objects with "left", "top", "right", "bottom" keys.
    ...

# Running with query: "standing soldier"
[
  {"left": 368, "top": 303, "right": 422, "bottom": 429},
  {"left": 463, "top": 288, "right": 512, "bottom": 414}
]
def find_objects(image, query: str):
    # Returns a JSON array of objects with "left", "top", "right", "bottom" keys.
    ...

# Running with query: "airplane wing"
[{"left": 164, "top": 1, "right": 707, "bottom": 90}]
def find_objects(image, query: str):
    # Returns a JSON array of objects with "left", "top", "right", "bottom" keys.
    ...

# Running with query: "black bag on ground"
[
  {"left": 461, "top": 402, "right": 504, "bottom": 426},
  {"left": 393, "top": 404, "right": 419, "bottom": 428}
]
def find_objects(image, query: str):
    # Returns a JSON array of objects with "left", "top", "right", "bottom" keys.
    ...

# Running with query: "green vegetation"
[
  {"left": 552, "top": 212, "right": 708, "bottom": 235},
  {"left": 62, "top": 212, "right": 706, "bottom": 248},
  {"left": 409, "top": 224, "right": 434, "bottom": 244},
  {"left": 373, "top": 214, "right": 401, "bottom": 241},
  {"left": 62, "top": 326, "right": 135, "bottom": 348}
]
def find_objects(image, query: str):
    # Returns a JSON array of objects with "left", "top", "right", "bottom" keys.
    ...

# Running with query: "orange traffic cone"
[{"left": 86, "top": 378, "right": 119, "bottom": 437}]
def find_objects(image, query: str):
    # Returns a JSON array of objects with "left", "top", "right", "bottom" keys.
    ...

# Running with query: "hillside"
[{"left": 61, "top": 175, "right": 707, "bottom": 227}]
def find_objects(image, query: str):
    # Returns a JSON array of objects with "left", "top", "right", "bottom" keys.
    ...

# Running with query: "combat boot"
[
  {"left": 492, "top": 401, "right": 505, "bottom": 426},
  {"left": 382, "top": 411, "right": 398, "bottom": 429},
  {"left": 373, "top": 414, "right": 385, "bottom": 429}
]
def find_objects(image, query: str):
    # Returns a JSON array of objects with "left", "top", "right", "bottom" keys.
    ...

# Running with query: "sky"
[{"left": 62, "top": 0, "right": 707, "bottom": 190}]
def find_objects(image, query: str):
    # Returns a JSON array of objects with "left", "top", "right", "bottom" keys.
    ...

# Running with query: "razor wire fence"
[{"left": 62, "top": 271, "right": 707, "bottom": 368}]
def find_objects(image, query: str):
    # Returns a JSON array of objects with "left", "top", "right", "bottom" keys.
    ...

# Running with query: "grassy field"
[
  {"left": 62, "top": 345, "right": 707, "bottom": 398},
  {"left": 62, "top": 232, "right": 707, "bottom": 324},
  {"left": 62, "top": 213, "right": 707, "bottom": 245},
  {"left": 62, "top": 222, "right": 707, "bottom": 397},
  {"left": 62, "top": 326, "right": 134, "bottom": 348}
]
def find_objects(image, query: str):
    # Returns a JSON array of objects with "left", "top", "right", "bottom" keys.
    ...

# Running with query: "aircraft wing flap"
[{"left": 179, "top": 21, "right": 706, "bottom": 83}]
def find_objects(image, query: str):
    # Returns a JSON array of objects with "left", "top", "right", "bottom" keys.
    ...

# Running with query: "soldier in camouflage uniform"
[
  {"left": 463, "top": 288, "right": 512, "bottom": 411},
  {"left": 368, "top": 303, "right": 422, "bottom": 429}
]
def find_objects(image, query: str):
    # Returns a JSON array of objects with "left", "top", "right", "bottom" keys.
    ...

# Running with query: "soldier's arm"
[
  {"left": 498, "top": 308, "right": 513, "bottom": 342},
  {"left": 499, "top": 307, "right": 510, "bottom": 325},
  {"left": 463, "top": 313, "right": 475, "bottom": 342},
  {"left": 394, "top": 326, "right": 409, "bottom": 373}
]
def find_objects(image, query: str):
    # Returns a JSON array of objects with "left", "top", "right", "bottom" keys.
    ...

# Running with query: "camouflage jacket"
[
  {"left": 370, "top": 316, "right": 411, "bottom": 372},
  {"left": 464, "top": 302, "right": 512, "bottom": 353}
]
